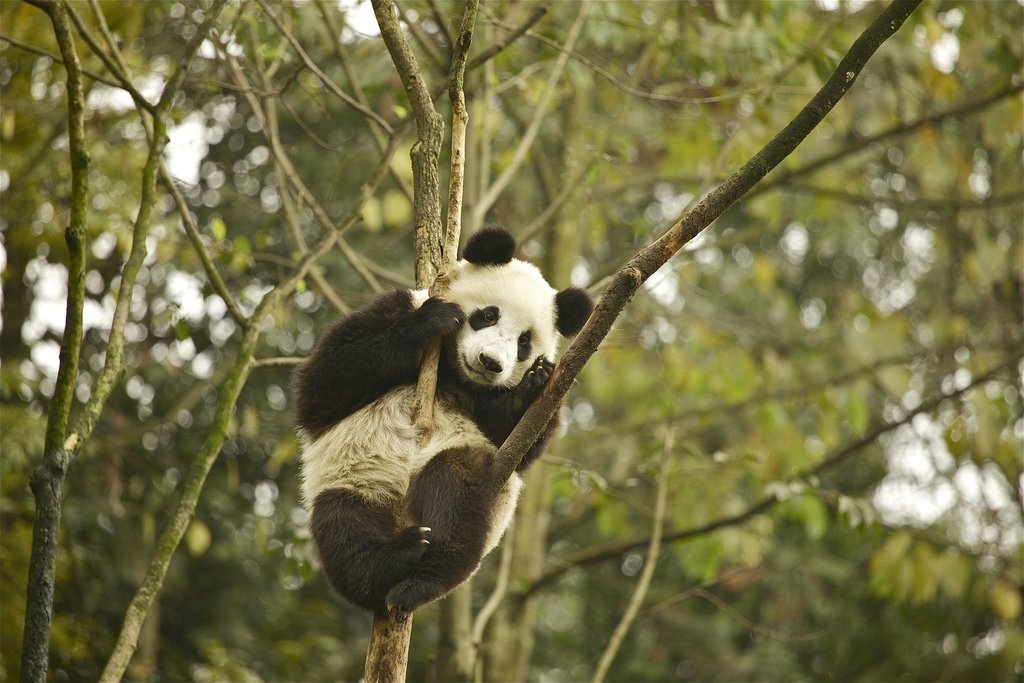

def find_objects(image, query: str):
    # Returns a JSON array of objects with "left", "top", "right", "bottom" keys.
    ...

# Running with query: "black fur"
[
  {"left": 293, "top": 290, "right": 465, "bottom": 440},
  {"left": 554, "top": 287, "right": 594, "bottom": 337},
  {"left": 462, "top": 227, "right": 516, "bottom": 266}
]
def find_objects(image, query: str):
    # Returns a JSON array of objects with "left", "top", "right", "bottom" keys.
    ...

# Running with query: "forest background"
[{"left": 1, "top": 0, "right": 1021, "bottom": 681}]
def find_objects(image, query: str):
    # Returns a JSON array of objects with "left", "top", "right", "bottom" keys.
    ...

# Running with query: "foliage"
[{"left": 1, "top": 1, "right": 1020, "bottom": 681}]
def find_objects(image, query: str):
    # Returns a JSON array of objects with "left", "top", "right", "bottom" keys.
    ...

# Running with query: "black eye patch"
[
  {"left": 517, "top": 330, "right": 532, "bottom": 362},
  {"left": 469, "top": 306, "right": 500, "bottom": 330}
]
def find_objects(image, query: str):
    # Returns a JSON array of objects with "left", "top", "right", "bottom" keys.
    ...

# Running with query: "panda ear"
[
  {"left": 462, "top": 227, "right": 516, "bottom": 266},
  {"left": 555, "top": 287, "right": 594, "bottom": 337}
]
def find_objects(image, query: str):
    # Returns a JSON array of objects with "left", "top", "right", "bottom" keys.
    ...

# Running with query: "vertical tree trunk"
[
  {"left": 438, "top": 585, "right": 475, "bottom": 682},
  {"left": 20, "top": 2, "right": 87, "bottom": 680}
]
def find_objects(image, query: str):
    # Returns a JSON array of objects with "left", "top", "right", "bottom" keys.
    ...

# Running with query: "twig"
[
  {"left": 521, "top": 356, "right": 1017, "bottom": 597},
  {"left": 158, "top": 163, "right": 248, "bottom": 325},
  {"left": 468, "top": 4, "right": 549, "bottom": 71},
  {"left": 221, "top": 46, "right": 382, "bottom": 292},
  {"left": 256, "top": 0, "right": 394, "bottom": 134},
  {"left": 0, "top": 32, "right": 121, "bottom": 88},
  {"left": 245, "top": 26, "right": 352, "bottom": 315},
  {"left": 752, "top": 81, "right": 1024, "bottom": 198},
  {"left": 468, "top": 0, "right": 591, "bottom": 233},
  {"left": 591, "top": 431, "right": 671, "bottom": 683}
]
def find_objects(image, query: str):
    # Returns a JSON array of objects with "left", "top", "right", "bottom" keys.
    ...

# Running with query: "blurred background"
[{"left": 1, "top": 1, "right": 1021, "bottom": 681}]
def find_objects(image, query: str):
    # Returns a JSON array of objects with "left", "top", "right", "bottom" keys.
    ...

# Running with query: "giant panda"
[{"left": 292, "top": 227, "right": 594, "bottom": 617}]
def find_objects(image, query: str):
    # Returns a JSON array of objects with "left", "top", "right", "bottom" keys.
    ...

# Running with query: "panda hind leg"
[
  {"left": 310, "top": 488, "right": 429, "bottom": 614},
  {"left": 385, "top": 445, "right": 500, "bottom": 616}
]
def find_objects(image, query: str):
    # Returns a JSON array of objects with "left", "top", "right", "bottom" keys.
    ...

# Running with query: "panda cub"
[{"left": 293, "top": 227, "right": 594, "bottom": 617}]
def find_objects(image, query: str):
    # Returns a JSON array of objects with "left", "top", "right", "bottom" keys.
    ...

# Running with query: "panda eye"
[
  {"left": 469, "top": 306, "right": 500, "bottom": 330},
  {"left": 517, "top": 331, "right": 533, "bottom": 362}
]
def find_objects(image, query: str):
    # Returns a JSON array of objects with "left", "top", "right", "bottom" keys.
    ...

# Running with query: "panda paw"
[
  {"left": 388, "top": 525, "right": 431, "bottom": 569},
  {"left": 385, "top": 578, "right": 434, "bottom": 619},
  {"left": 511, "top": 357, "right": 554, "bottom": 412},
  {"left": 414, "top": 298, "right": 466, "bottom": 339}
]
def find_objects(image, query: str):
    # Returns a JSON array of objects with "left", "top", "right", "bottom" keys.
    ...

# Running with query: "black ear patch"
[
  {"left": 462, "top": 227, "right": 516, "bottom": 266},
  {"left": 554, "top": 287, "right": 594, "bottom": 337}
]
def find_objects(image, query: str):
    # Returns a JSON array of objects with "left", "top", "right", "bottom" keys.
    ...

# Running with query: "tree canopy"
[{"left": 1, "top": 1, "right": 1021, "bottom": 681}]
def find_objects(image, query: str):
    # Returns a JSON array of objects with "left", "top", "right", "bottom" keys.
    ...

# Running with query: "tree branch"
[
  {"left": 256, "top": 0, "right": 395, "bottom": 135},
  {"left": 522, "top": 357, "right": 1017, "bottom": 597},
  {"left": 100, "top": 97, "right": 403, "bottom": 683},
  {"left": 494, "top": 0, "right": 925, "bottom": 486},
  {"left": 468, "top": 3, "right": 549, "bottom": 71},
  {"left": 158, "top": 163, "right": 248, "bottom": 325},
  {"left": 591, "top": 433, "right": 671, "bottom": 683},
  {"left": 751, "top": 81, "right": 1024, "bottom": 197},
  {"left": 372, "top": 0, "right": 445, "bottom": 289},
  {"left": 468, "top": 0, "right": 591, "bottom": 233}
]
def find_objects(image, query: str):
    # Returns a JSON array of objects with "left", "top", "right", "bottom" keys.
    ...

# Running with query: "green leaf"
[
  {"left": 187, "top": 520, "right": 212, "bottom": 558},
  {"left": 211, "top": 216, "right": 227, "bottom": 241}
]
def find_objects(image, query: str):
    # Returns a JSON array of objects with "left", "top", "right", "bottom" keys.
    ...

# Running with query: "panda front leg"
[
  {"left": 384, "top": 445, "right": 503, "bottom": 616},
  {"left": 309, "top": 489, "right": 431, "bottom": 615}
]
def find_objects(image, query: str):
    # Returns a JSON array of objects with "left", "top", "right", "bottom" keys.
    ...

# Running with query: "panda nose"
[{"left": 479, "top": 353, "right": 503, "bottom": 374}]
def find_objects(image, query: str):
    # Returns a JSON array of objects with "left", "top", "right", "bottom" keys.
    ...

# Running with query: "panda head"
[{"left": 443, "top": 227, "right": 594, "bottom": 389}]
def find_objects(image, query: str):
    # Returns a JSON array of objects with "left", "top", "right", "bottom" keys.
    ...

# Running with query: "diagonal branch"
[
  {"left": 468, "top": 0, "right": 591, "bottom": 233},
  {"left": 256, "top": 0, "right": 395, "bottom": 134},
  {"left": 494, "top": 0, "right": 926, "bottom": 486},
  {"left": 158, "top": 163, "right": 248, "bottom": 325},
  {"left": 752, "top": 81, "right": 1024, "bottom": 197},
  {"left": 522, "top": 357, "right": 1017, "bottom": 597}
]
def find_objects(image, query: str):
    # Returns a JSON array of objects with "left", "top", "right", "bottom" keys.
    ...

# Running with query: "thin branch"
[
  {"left": 62, "top": 0, "right": 155, "bottom": 112},
  {"left": 490, "top": 13, "right": 747, "bottom": 105},
  {"left": 784, "top": 183, "right": 1024, "bottom": 212},
  {"left": 522, "top": 357, "right": 1017, "bottom": 597},
  {"left": 314, "top": 0, "right": 414, "bottom": 201},
  {"left": 471, "top": 518, "right": 516, "bottom": 681},
  {"left": 752, "top": 81, "right": 1024, "bottom": 197},
  {"left": 693, "top": 589, "right": 828, "bottom": 643},
  {"left": 591, "top": 432, "right": 671, "bottom": 683},
  {"left": 469, "top": 0, "right": 591, "bottom": 233},
  {"left": 0, "top": 32, "right": 121, "bottom": 87},
  {"left": 252, "top": 356, "right": 306, "bottom": 368},
  {"left": 256, "top": 0, "right": 395, "bottom": 134},
  {"left": 158, "top": 163, "right": 248, "bottom": 325},
  {"left": 221, "top": 46, "right": 382, "bottom": 292},
  {"left": 246, "top": 25, "right": 351, "bottom": 315},
  {"left": 468, "top": 3, "right": 549, "bottom": 71}
]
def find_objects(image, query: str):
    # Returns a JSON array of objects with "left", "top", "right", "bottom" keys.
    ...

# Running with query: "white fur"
[{"left": 298, "top": 385, "right": 522, "bottom": 554}]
